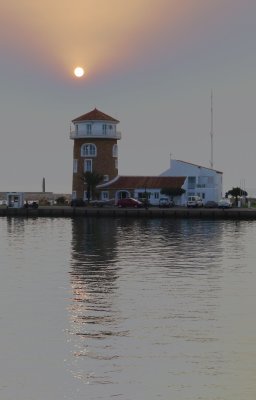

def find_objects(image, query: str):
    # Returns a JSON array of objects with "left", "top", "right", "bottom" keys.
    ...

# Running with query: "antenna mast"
[{"left": 210, "top": 90, "right": 214, "bottom": 169}]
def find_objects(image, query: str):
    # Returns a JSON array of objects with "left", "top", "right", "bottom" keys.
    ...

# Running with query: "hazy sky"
[{"left": 0, "top": 0, "right": 256, "bottom": 194}]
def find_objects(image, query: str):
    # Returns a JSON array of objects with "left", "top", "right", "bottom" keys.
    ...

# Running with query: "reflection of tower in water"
[
  {"left": 68, "top": 218, "right": 128, "bottom": 384},
  {"left": 70, "top": 217, "right": 119, "bottom": 300}
]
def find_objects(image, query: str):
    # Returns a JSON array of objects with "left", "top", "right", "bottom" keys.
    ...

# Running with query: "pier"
[{"left": 1, "top": 206, "right": 256, "bottom": 219}]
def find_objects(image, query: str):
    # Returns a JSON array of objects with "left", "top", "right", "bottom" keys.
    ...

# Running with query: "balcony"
[
  {"left": 70, "top": 130, "right": 121, "bottom": 140},
  {"left": 196, "top": 183, "right": 215, "bottom": 189}
]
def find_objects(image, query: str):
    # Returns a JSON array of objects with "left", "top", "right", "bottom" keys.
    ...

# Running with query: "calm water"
[{"left": 0, "top": 217, "right": 256, "bottom": 400}]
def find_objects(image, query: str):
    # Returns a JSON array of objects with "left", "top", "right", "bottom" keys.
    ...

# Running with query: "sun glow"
[
  {"left": 74, "top": 67, "right": 84, "bottom": 77},
  {"left": 1, "top": 1, "right": 220, "bottom": 78}
]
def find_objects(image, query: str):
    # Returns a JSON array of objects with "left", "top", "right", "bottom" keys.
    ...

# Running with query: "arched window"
[
  {"left": 112, "top": 144, "right": 118, "bottom": 157},
  {"left": 81, "top": 143, "right": 97, "bottom": 157}
]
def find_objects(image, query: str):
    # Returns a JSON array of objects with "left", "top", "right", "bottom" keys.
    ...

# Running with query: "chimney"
[{"left": 42, "top": 177, "right": 45, "bottom": 193}]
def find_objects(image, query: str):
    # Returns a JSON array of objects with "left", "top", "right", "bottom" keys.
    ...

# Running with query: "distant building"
[
  {"left": 160, "top": 159, "right": 223, "bottom": 204},
  {"left": 70, "top": 108, "right": 121, "bottom": 200},
  {"left": 6, "top": 192, "right": 24, "bottom": 208},
  {"left": 0, "top": 192, "right": 71, "bottom": 205}
]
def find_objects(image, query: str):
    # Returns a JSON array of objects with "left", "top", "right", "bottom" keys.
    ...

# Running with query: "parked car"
[
  {"left": 186, "top": 196, "right": 203, "bottom": 208},
  {"left": 159, "top": 198, "right": 175, "bottom": 208},
  {"left": 90, "top": 199, "right": 115, "bottom": 207},
  {"left": 70, "top": 199, "right": 86, "bottom": 207},
  {"left": 24, "top": 201, "right": 39, "bottom": 209},
  {"left": 204, "top": 201, "right": 218, "bottom": 208},
  {"left": 117, "top": 198, "right": 143, "bottom": 208},
  {"left": 218, "top": 198, "right": 232, "bottom": 208}
]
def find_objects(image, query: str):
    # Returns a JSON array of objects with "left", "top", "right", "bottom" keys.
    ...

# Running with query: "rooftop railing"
[{"left": 70, "top": 130, "right": 121, "bottom": 139}]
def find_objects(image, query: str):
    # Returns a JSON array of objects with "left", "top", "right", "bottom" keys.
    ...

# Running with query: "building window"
[
  {"left": 103, "top": 175, "right": 109, "bottom": 182},
  {"left": 112, "top": 144, "right": 118, "bottom": 157},
  {"left": 102, "top": 191, "right": 109, "bottom": 200},
  {"left": 73, "top": 159, "right": 78, "bottom": 173},
  {"left": 208, "top": 176, "right": 214, "bottom": 185},
  {"left": 83, "top": 190, "right": 88, "bottom": 200},
  {"left": 81, "top": 143, "right": 97, "bottom": 157},
  {"left": 72, "top": 191, "right": 77, "bottom": 199},
  {"left": 84, "top": 159, "right": 92, "bottom": 172},
  {"left": 198, "top": 176, "right": 207, "bottom": 186},
  {"left": 188, "top": 176, "right": 196, "bottom": 189},
  {"left": 138, "top": 192, "right": 150, "bottom": 200},
  {"left": 86, "top": 124, "right": 92, "bottom": 134},
  {"left": 75, "top": 125, "right": 78, "bottom": 134},
  {"left": 154, "top": 192, "right": 159, "bottom": 199}
]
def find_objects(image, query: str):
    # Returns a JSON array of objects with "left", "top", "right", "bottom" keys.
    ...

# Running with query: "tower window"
[
  {"left": 73, "top": 159, "right": 78, "bottom": 173},
  {"left": 86, "top": 124, "right": 92, "bottom": 134},
  {"left": 102, "top": 124, "right": 107, "bottom": 134},
  {"left": 112, "top": 144, "right": 118, "bottom": 157},
  {"left": 103, "top": 175, "right": 109, "bottom": 182},
  {"left": 81, "top": 143, "right": 97, "bottom": 157},
  {"left": 84, "top": 159, "right": 92, "bottom": 172}
]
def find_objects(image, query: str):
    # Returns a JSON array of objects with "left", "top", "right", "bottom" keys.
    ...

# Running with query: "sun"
[{"left": 74, "top": 67, "right": 85, "bottom": 77}]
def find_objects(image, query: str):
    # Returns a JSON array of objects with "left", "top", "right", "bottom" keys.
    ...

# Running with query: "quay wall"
[{"left": 1, "top": 206, "right": 256, "bottom": 220}]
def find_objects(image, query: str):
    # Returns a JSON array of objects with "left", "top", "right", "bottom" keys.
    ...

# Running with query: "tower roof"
[{"left": 72, "top": 108, "right": 119, "bottom": 123}]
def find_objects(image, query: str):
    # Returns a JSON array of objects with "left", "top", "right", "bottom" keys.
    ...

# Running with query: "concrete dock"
[{"left": 1, "top": 206, "right": 256, "bottom": 219}]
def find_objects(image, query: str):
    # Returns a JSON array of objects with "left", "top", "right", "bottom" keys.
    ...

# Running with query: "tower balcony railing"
[{"left": 70, "top": 130, "right": 121, "bottom": 140}]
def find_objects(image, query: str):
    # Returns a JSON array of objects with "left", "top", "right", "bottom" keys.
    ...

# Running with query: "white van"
[{"left": 186, "top": 196, "right": 203, "bottom": 208}]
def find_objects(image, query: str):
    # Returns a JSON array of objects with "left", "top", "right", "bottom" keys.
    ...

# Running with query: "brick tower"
[{"left": 70, "top": 108, "right": 121, "bottom": 200}]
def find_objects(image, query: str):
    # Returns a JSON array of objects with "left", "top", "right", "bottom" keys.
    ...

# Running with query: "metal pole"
[{"left": 210, "top": 90, "right": 214, "bottom": 169}]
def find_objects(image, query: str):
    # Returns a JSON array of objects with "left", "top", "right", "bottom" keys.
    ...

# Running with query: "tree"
[
  {"left": 225, "top": 187, "right": 248, "bottom": 206},
  {"left": 160, "top": 187, "right": 185, "bottom": 198},
  {"left": 55, "top": 196, "right": 67, "bottom": 205},
  {"left": 80, "top": 171, "right": 103, "bottom": 203}
]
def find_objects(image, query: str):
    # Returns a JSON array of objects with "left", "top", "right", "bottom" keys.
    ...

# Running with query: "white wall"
[{"left": 160, "top": 160, "right": 223, "bottom": 204}]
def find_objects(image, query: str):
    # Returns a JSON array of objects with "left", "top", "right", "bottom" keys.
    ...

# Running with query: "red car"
[{"left": 117, "top": 198, "right": 143, "bottom": 208}]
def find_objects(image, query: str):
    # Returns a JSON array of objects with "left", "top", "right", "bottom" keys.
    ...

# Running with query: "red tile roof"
[
  {"left": 72, "top": 108, "right": 119, "bottom": 123},
  {"left": 98, "top": 176, "right": 186, "bottom": 190}
]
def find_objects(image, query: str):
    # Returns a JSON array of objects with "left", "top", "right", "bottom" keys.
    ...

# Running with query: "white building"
[
  {"left": 6, "top": 192, "right": 24, "bottom": 208},
  {"left": 160, "top": 159, "right": 223, "bottom": 205},
  {"left": 97, "top": 176, "right": 186, "bottom": 205}
]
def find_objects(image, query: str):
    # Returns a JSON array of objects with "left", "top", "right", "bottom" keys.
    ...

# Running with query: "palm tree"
[
  {"left": 80, "top": 171, "right": 103, "bottom": 203},
  {"left": 225, "top": 187, "right": 248, "bottom": 206}
]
